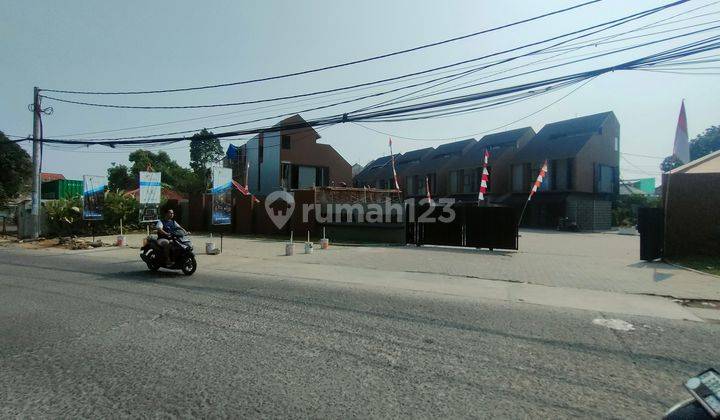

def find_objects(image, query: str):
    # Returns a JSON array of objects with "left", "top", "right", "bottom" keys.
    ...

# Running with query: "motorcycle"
[
  {"left": 140, "top": 228, "right": 197, "bottom": 275},
  {"left": 664, "top": 368, "right": 720, "bottom": 419}
]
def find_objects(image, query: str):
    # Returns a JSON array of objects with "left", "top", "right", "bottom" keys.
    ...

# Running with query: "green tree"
[
  {"left": 107, "top": 163, "right": 134, "bottom": 192},
  {"left": 0, "top": 131, "right": 32, "bottom": 206},
  {"left": 660, "top": 125, "right": 720, "bottom": 172},
  {"left": 127, "top": 149, "right": 205, "bottom": 194},
  {"left": 189, "top": 129, "right": 223, "bottom": 175}
]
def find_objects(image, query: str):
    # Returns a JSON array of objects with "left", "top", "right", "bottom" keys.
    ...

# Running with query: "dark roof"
[
  {"left": 513, "top": 112, "right": 615, "bottom": 162},
  {"left": 432, "top": 138, "right": 475, "bottom": 157},
  {"left": 534, "top": 112, "right": 614, "bottom": 141},
  {"left": 397, "top": 147, "right": 433, "bottom": 164},
  {"left": 513, "top": 132, "right": 594, "bottom": 161},
  {"left": 478, "top": 127, "right": 534, "bottom": 147},
  {"left": 354, "top": 154, "right": 396, "bottom": 180}
]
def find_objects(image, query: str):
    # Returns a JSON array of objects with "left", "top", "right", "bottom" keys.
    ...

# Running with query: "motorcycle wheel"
[
  {"left": 145, "top": 250, "right": 160, "bottom": 271},
  {"left": 181, "top": 256, "right": 197, "bottom": 276}
]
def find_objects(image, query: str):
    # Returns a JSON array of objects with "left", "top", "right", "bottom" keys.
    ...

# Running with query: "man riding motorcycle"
[{"left": 155, "top": 209, "right": 186, "bottom": 263}]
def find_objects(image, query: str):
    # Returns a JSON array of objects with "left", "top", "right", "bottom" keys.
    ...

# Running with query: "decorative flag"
[
  {"left": 425, "top": 175, "right": 432, "bottom": 203},
  {"left": 673, "top": 100, "right": 690, "bottom": 164},
  {"left": 478, "top": 149, "right": 490, "bottom": 203},
  {"left": 244, "top": 160, "right": 250, "bottom": 190},
  {"left": 389, "top": 137, "right": 400, "bottom": 189},
  {"left": 527, "top": 160, "right": 548, "bottom": 202}
]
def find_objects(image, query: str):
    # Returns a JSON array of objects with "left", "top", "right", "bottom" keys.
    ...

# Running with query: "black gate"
[
  {"left": 410, "top": 203, "right": 518, "bottom": 250},
  {"left": 637, "top": 207, "right": 664, "bottom": 261},
  {"left": 465, "top": 206, "right": 518, "bottom": 250}
]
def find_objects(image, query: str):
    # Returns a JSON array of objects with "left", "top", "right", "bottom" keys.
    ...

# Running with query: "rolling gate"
[{"left": 406, "top": 203, "right": 518, "bottom": 250}]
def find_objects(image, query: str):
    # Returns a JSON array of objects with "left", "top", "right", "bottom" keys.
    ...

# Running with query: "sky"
[{"left": 2, "top": 0, "right": 719, "bottom": 183}]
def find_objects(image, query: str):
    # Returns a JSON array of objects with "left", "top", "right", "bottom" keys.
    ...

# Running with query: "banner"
[
  {"left": 139, "top": 171, "right": 162, "bottom": 223},
  {"left": 211, "top": 167, "right": 233, "bottom": 225},
  {"left": 82, "top": 175, "right": 107, "bottom": 220}
]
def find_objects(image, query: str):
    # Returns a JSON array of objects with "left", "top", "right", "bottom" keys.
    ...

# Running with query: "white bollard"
[
  {"left": 116, "top": 235, "right": 127, "bottom": 247},
  {"left": 320, "top": 238, "right": 329, "bottom": 250},
  {"left": 285, "top": 242, "right": 294, "bottom": 256},
  {"left": 304, "top": 242, "right": 314, "bottom": 254}
]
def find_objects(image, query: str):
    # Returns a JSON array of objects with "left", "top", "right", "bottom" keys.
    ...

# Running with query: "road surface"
[{"left": 1, "top": 247, "right": 718, "bottom": 418}]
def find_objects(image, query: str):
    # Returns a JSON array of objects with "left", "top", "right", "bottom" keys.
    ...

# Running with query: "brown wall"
[
  {"left": 279, "top": 126, "right": 352, "bottom": 186},
  {"left": 663, "top": 172, "right": 720, "bottom": 257},
  {"left": 574, "top": 116, "right": 620, "bottom": 193}
]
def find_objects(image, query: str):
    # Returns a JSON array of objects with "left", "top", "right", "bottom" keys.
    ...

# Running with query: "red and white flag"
[
  {"left": 673, "top": 100, "right": 690, "bottom": 164},
  {"left": 389, "top": 137, "right": 400, "bottom": 189},
  {"left": 527, "top": 160, "right": 548, "bottom": 202},
  {"left": 425, "top": 175, "right": 432, "bottom": 203},
  {"left": 478, "top": 149, "right": 490, "bottom": 202}
]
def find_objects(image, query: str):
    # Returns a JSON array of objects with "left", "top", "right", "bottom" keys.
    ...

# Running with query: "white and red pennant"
[
  {"left": 478, "top": 149, "right": 490, "bottom": 203},
  {"left": 528, "top": 160, "right": 548, "bottom": 201}
]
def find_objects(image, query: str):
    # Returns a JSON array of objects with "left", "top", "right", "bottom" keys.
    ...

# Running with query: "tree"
[
  {"left": 127, "top": 149, "right": 203, "bottom": 194},
  {"left": 107, "top": 163, "right": 134, "bottom": 192},
  {"left": 660, "top": 125, "right": 720, "bottom": 172},
  {"left": 189, "top": 129, "right": 223, "bottom": 175},
  {"left": 0, "top": 131, "right": 32, "bottom": 206}
]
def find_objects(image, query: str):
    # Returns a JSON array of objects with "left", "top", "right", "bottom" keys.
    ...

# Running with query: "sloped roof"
[
  {"left": 397, "top": 147, "right": 433, "bottom": 164},
  {"left": 513, "top": 132, "right": 595, "bottom": 161},
  {"left": 432, "top": 138, "right": 476, "bottom": 156},
  {"left": 478, "top": 127, "right": 534, "bottom": 147},
  {"left": 534, "top": 112, "right": 614, "bottom": 140},
  {"left": 513, "top": 112, "right": 615, "bottom": 162},
  {"left": 670, "top": 148, "right": 720, "bottom": 174},
  {"left": 354, "top": 154, "right": 396, "bottom": 181},
  {"left": 41, "top": 172, "right": 65, "bottom": 182}
]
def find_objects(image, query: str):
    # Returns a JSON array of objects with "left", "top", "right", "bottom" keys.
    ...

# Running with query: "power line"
[
  {"left": 39, "top": 0, "right": 690, "bottom": 110},
  {"left": 39, "top": 1, "right": 602, "bottom": 96},
  {"left": 352, "top": 77, "right": 596, "bottom": 142}
]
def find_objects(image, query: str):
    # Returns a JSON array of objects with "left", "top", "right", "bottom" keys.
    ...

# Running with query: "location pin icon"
[{"left": 265, "top": 190, "right": 295, "bottom": 229}]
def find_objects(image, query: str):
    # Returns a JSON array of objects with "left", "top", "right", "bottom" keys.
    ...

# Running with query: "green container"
[{"left": 41, "top": 179, "right": 83, "bottom": 200}]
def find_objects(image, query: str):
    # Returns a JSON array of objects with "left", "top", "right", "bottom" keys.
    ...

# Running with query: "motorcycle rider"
[{"left": 155, "top": 209, "right": 186, "bottom": 264}]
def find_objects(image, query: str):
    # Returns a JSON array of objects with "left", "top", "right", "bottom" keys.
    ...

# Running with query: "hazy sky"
[{"left": 3, "top": 0, "right": 719, "bottom": 182}]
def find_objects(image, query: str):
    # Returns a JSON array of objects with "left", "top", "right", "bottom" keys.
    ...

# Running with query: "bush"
[
  {"left": 44, "top": 197, "right": 84, "bottom": 236},
  {"left": 612, "top": 194, "right": 660, "bottom": 226},
  {"left": 104, "top": 190, "right": 140, "bottom": 233},
  {"left": 43, "top": 191, "right": 149, "bottom": 236}
]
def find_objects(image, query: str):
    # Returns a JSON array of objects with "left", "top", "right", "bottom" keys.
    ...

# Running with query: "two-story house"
[
  {"left": 225, "top": 114, "right": 352, "bottom": 196},
  {"left": 506, "top": 111, "right": 620, "bottom": 230}
]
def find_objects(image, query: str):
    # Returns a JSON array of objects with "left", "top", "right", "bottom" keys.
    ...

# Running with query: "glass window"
[
  {"left": 449, "top": 171, "right": 458, "bottom": 193},
  {"left": 512, "top": 164, "right": 524, "bottom": 192},
  {"left": 282, "top": 135, "right": 291, "bottom": 149}
]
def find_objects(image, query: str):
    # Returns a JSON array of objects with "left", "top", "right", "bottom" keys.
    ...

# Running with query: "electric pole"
[{"left": 31, "top": 87, "right": 42, "bottom": 239}]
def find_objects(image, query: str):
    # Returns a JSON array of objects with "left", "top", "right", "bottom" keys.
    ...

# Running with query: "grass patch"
[{"left": 670, "top": 256, "right": 720, "bottom": 276}]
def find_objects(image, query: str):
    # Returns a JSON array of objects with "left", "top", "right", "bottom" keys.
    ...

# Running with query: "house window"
[
  {"left": 405, "top": 176, "right": 414, "bottom": 194},
  {"left": 449, "top": 170, "right": 465, "bottom": 194},
  {"left": 463, "top": 172, "right": 473, "bottom": 193},
  {"left": 379, "top": 179, "right": 387, "bottom": 189},
  {"left": 614, "top": 136, "right": 619, "bottom": 152},
  {"left": 598, "top": 164, "right": 615, "bottom": 193},
  {"left": 449, "top": 170, "right": 458, "bottom": 193},
  {"left": 413, "top": 175, "right": 420, "bottom": 195},
  {"left": 282, "top": 135, "right": 291, "bottom": 150},
  {"left": 567, "top": 158, "right": 575, "bottom": 190},
  {"left": 315, "top": 167, "right": 329, "bottom": 187},
  {"left": 512, "top": 164, "right": 524, "bottom": 192}
]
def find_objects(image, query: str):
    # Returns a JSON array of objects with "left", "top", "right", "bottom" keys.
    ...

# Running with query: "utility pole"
[{"left": 31, "top": 87, "right": 42, "bottom": 239}]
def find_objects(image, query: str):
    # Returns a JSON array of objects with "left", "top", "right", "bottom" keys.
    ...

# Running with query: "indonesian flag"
[
  {"left": 389, "top": 137, "right": 400, "bottom": 189},
  {"left": 478, "top": 149, "right": 490, "bottom": 202},
  {"left": 673, "top": 100, "right": 690, "bottom": 164},
  {"left": 244, "top": 160, "right": 250, "bottom": 190},
  {"left": 528, "top": 160, "right": 548, "bottom": 202},
  {"left": 425, "top": 175, "right": 432, "bottom": 203}
]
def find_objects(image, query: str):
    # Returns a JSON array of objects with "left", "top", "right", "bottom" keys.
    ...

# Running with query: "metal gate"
[
  {"left": 409, "top": 203, "right": 518, "bottom": 250},
  {"left": 637, "top": 207, "right": 664, "bottom": 261}
]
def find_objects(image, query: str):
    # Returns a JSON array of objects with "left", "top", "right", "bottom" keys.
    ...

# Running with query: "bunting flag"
[
  {"left": 478, "top": 149, "right": 490, "bottom": 203},
  {"left": 389, "top": 137, "right": 400, "bottom": 189},
  {"left": 527, "top": 160, "right": 548, "bottom": 202},
  {"left": 425, "top": 175, "right": 432, "bottom": 203},
  {"left": 673, "top": 100, "right": 690, "bottom": 164}
]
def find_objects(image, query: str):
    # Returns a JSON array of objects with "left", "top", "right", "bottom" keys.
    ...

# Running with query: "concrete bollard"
[
  {"left": 304, "top": 242, "right": 314, "bottom": 254},
  {"left": 320, "top": 238, "right": 329, "bottom": 249},
  {"left": 116, "top": 235, "right": 127, "bottom": 247},
  {"left": 285, "top": 242, "right": 294, "bottom": 256}
]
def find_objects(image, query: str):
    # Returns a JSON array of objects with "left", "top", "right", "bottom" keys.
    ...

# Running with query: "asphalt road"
[{"left": 1, "top": 247, "right": 718, "bottom": 418}]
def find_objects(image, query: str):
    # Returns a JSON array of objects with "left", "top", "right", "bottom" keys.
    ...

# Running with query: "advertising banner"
[
  {"left": 139, "top": 171, "right": 162, "bottom": 223},
  {"left": 211, "top": 167, "right": 232, "bottom": 225},
  {"left": 82, "top": 175, "right": 107, "bottom": 220}
]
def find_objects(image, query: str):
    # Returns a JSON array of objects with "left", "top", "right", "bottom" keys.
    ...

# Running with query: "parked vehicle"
[
  {"left": 557, "top": 217, "right": 579, "bottom": 232},
  {"left": 140, "top": 229, "right": 197, "bottom": 275}
]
